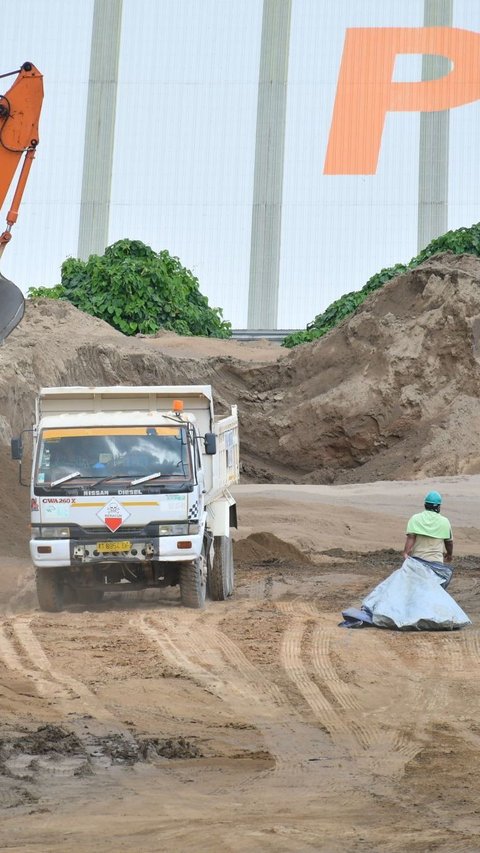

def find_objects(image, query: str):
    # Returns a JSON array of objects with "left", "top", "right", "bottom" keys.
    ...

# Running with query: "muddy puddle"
[{"left": 0, "top": 721, "right": 201, "bottom": 776}]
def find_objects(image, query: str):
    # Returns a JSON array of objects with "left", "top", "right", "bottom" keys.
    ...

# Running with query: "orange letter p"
[{"left": 324, "top": 27, "right": 480, "bottom": 175}]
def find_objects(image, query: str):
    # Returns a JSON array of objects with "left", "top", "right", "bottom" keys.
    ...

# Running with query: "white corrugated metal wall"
[
  {"left": 110, "top": 0, "right": 262, "bottom": 328},
  {"left": 2, "top": 1, "right": 480, "bottom": 329},
  {"left": 280, "top": 0, "right": 424, "bottom": 322},
  {"left": 1, "top": 1, "right": 93, "bottom": 295}
]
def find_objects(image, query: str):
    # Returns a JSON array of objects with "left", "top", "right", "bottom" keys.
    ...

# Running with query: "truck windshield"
[{"left": 35, "top": 426, "right": 191, "bottom": 486}]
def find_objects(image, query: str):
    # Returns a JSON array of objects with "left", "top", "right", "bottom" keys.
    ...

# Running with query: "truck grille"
[{"left": 69, "top": 524, "right": 156, "bottom": 540}]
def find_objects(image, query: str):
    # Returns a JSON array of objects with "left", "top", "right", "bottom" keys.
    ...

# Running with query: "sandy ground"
[
  {"left": 143, "top": 330, "right": 288, "bottom": 362},
  {"left": 1, "top": 479, "right": 480, "bottom": 851}
]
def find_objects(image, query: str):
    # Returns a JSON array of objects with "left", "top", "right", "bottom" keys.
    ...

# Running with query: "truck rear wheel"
[
  {"left": 208, "top": 535, "right": 234, "bottom": 601},
  {"left": 180, "top": 556, "right": 207, "bottom": 609},
  {"left": 36, "top": 567, "right": 64, "bottom": 612}
]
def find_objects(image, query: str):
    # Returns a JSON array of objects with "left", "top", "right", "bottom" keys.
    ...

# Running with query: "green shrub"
[
  {"left": 28, "top": 283, "right": 65, "bottom": 299},
  {"left": 283, "top": 222, "right": 480, "bottom": 348},
  {"left": 28, "top": 239, "right": 231, "bottom": 338}
]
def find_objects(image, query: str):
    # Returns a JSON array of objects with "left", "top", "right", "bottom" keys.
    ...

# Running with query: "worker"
[
  {"left": 339, "top": 490, "right": 467, "bottom": 629},
  {"left": 403, "top": 490, "right": 453, "bottom": 564}
]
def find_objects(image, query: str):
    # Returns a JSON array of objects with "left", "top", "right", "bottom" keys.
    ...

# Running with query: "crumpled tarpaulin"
[{"left": 340, "top": 556, "right": 471, "bottom": 631}]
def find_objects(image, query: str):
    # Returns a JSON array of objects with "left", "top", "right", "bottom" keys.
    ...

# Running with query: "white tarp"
[{"left": 361, "top": 557, "right": 471, "bottom": 631}]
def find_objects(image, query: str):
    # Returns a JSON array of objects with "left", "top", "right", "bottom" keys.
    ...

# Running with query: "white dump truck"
[{"left": 11, "top": 385, "right": 239, "bottom": 611}]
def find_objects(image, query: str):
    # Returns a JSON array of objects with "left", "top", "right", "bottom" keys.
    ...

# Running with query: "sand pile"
[
  {"left": 2, "top": 251, "right": 480, "bottom": 507},
  {"left": 237, "top": 252, "right": 480, "bottom": 483},
  {"left": 233, "top": 532, "right": 314, "bottom": 565}
]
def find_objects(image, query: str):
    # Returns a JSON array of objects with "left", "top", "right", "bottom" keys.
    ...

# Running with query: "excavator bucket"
[{"left": 0, "top": 271, "right": 24, "bottom": 343}]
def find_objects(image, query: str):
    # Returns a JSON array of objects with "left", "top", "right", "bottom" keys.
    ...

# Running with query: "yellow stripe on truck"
[
  {"left": 121, "top": 501, "right": 159, "bottom": 507},
  {"left": 43, "top": 427, "right": 180, "bottom": 438}
]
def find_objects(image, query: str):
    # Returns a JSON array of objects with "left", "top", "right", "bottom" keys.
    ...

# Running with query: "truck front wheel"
[
  {"left": 36, "top": 566, "right": 64, "bottom": 612},
  {"left": 208, "top": 535, "right": 234, "bottom": 601},
  {"left": 180, "top": 556, "right": 207, "bottom": 609}
]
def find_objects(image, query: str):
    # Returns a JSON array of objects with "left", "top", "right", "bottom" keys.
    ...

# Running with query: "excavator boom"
[{"left": 0, "top": 62, "right": 43, "bottom": 342}]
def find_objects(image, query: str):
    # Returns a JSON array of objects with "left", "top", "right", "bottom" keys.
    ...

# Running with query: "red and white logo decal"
[{"left": 96, "top": 499, "right": 130, "bottom": 532}]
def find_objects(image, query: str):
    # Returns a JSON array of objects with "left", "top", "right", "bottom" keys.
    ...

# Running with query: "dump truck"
[{"left": 11, "top": 385, "right": 239, "bottom": 611}]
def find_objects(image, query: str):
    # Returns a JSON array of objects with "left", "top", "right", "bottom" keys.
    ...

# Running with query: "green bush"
[
  {"left": 28, "top": 283, "right": 65, "bottom": 299},
  {"left": 28, "top": 239, "right": 231, "bottom": 339},
  {"left": 283, "top": 222, "right": 480, "bottom": 348}
]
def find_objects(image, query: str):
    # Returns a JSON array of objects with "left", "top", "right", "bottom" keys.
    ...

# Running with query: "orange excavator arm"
[
  {"left": 0, "top": 62, "right": 43, "bottom": 256},
  {"left": 0, "top": 62, "right": 43, "bottom": 342}
]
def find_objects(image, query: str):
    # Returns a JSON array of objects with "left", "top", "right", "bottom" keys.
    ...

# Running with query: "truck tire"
[
  {"left": 208, "top": 535, "right": 234, "bottom": 601},
  {"left": 36, "top": 567, "right": 64, "bottom": 612},
  {"left": 180, "top": 557, "right": 207, "bottom": 609}
]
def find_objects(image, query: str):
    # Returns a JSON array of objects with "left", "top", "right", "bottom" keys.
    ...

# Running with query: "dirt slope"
[
  {"left": 238, "top": 252, "right": 480, "bottom": 483},
  {"left": 2, "top": 251, "right": 480, "bottom": 508}
]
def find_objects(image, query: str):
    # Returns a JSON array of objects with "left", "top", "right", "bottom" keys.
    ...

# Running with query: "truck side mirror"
[
  {"left": 11, "top": 437, "right": 23, "bottom": 460},
  {"left": 204, "top": 433, "right": 216, "bottom": 455}
]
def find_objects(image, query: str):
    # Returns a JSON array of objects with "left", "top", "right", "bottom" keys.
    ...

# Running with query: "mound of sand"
[
  {"left": 236, "top": 252, "right": 480, "bottom": 484},
  {"left": 2, "top": 250, "right": 480, "bottom": 521},
  {"left": 233, "top": 532, "right": 314, "bottom": 565}
]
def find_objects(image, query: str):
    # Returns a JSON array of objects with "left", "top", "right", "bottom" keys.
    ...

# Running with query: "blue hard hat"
[{"left": 424, "top": 490, "right": 442, "bottom": 505}]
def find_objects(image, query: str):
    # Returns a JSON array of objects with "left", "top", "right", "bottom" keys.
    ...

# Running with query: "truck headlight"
[
  {"left": 31, "top": 526, "right": 41, "bottom": 539},
  {"left": 158, "top": 523, "right": 189, "bottom": 536},
  {"left": 41, "top": 527, "right": 70, "bottom": 539}
]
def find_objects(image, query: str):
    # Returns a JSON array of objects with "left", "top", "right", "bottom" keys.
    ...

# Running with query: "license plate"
[{"left": 96, "top": 541, "right": 132, "bottom": 553}]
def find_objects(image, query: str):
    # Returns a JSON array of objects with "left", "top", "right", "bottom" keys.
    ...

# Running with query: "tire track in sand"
[
  {"left": 0, "top": 620, "right": 68, "bottom": 700},
  {"left": 277, "top": 601, "right": 422, "bottom": 768},
  {"left": 133, "top": 610, "right": 339, "bottom": 783},
  {"left": 277, "top": 602, "right": 368, "bottom": 755},
  {"left": 310, "top": 623, "right": 375, "bottom": 750},
  {"left": 309, "top": 621, "right": 480, "bottom": 767},
  {"left": 0, "top": 615, "right": 135, "bottom": 748}
]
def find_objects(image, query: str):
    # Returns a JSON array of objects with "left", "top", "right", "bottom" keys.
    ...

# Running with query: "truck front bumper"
[{"left": 30, "top": 531, "right": 204, "bottom": 569}]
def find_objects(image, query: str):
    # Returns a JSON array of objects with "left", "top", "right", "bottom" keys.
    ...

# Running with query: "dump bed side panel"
[{"left": 203, "top": 407, "right": 239, "bottom": 500}]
